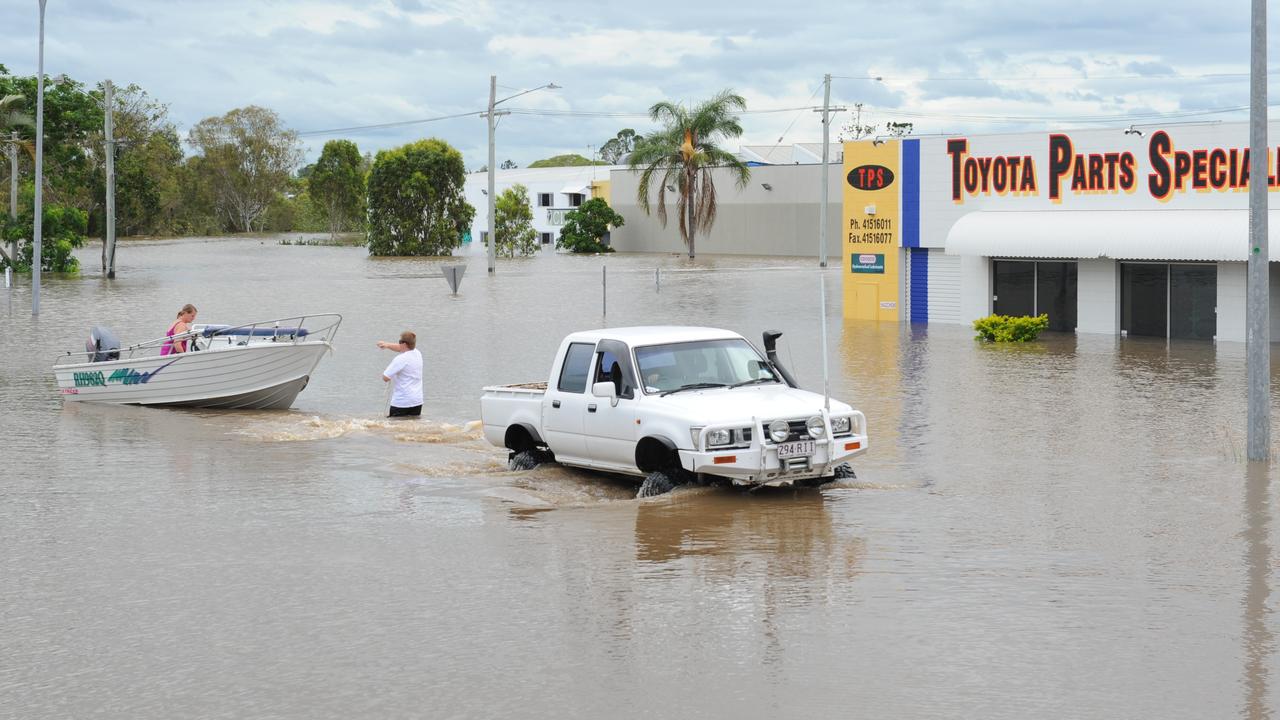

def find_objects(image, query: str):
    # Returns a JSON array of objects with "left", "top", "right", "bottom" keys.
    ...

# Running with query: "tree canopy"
[
  {"left": 308, "top": 139, "right": 365, "bottom": 237},
  {"left": 557, "top": 197, "right": 623, "bottom": 254},
  {"left": 494, "top": 183, "right": 539, "bottom": 257},
  {"left": 628, "top": 89, "right": 751, "bottom": 258},
  {"left": 366, "top": 137, "right": 474, "bottom": 257},
  {"left": 187, "top": 106, "right": 303, "bottom": 232}
]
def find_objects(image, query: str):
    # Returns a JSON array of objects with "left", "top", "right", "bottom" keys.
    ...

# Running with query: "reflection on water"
[
  {"left": 1243, "top": 462, "right": 1273, "bottom": 720},
  {"left": 2, "top": 236, "right": 1280, "bottom": 718}
]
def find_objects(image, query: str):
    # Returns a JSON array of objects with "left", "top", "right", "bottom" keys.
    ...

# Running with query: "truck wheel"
[
  {"left": 637, "top": 470, "right": 676, "bottom": 498},
  {"left": 508, "top": 450, "right": 541, "bottom": 471},
  {"left": 832, "top": 463, "right": 856, "bottom": 480}
]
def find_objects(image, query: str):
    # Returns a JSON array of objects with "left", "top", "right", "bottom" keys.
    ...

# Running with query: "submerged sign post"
[{"left": 441, "top": 264, "right": 466, "bottom": 294}]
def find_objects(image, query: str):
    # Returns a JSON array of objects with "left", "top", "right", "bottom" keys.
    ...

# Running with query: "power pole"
[
  {"left": 487, "top": 75, "right": 497, "bottom": 274},
  {"left": 104, "top": 79, "right": 117, "bottom": 279},
  {"left": 1247, "top": 0, "right": 1270, "bottom": 461},
  {"left": 33, "top": 0, "right": 46, "bottom": 315},
  {"left": 813, "top": 74, "right": 845, "bottom": 268}
]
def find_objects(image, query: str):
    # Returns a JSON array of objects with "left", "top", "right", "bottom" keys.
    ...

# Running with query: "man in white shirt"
[{"left": 377, "top": 331, "right": 424, "bottom": 417}]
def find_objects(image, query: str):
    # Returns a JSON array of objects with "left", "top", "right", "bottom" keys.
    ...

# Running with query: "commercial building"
[{"left": 841, "top": 121, "right": 1280, "bottom": 341}]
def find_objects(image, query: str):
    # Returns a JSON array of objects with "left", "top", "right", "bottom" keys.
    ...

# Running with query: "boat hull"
[{"left": 54, "top": 342, "right": 330, "bottom": 409}]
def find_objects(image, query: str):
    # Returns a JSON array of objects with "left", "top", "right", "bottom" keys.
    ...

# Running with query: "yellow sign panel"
[{"left": 842, "top": 140, "right": 900, "bottom": 321}]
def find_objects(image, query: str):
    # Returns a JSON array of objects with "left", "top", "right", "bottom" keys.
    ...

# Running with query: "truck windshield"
[{"left": 634, "top": 339, "right": 777, "bottom": 394}]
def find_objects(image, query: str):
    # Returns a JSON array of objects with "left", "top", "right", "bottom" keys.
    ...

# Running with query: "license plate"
[{"left": 777, "top": 440, "right": 815, "bottom": 459}]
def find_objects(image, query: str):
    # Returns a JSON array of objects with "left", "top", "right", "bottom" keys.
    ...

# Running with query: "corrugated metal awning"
[
  {"left": 945, "top": 209, "right": 1277, "bottom": 261},
  {"left": 559, "top": 184, "right": 589, "bottom": 195}
]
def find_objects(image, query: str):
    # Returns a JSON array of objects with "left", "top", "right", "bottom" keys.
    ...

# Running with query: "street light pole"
[
  {"left": 1247, "top": 0, "right": 1270, "bottom": 461},
  {"left": 483, "top": 77, "right": 558, "bottom": 275},
  {"left": 33, "top": 0, "right": 46, "bottom": 314}
]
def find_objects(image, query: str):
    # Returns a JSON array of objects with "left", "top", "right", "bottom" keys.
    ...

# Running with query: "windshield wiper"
[
  {"left": 659, "top": 382, "right": 728, "bottom": 397},
  {"left": 727, "top": 377, "right": 780, "bottom": 389}
]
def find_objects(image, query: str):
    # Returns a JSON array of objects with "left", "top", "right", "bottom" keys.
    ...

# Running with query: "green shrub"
[{"left": 973, "top": 314, "right": 1050, "bottom": 342}]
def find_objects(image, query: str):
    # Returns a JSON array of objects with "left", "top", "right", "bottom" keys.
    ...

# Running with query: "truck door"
[
  {"left": 584, "top": 340, "right": 640, "bottom": 471},
  {"left": 542, "top": 341, "right": 593, "bottom": 463}
]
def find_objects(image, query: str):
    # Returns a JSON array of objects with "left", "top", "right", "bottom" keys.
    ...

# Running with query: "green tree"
[
  {"left": 308, "top": 139, "right": 365, "bottom": 238},
  {"left": 0, "top": 90, "right": 33, "bottom": 265},
  {"left": 599, "top": 128, "right": 642, "bottom": 164},
  {"left": 527, "top": 153, "right": 606, "bottom": 168},
  {"left": 98, "top": 84, "right": 183, "bottom": 237},
  {"left": 0, "top": 183, "right": 86, "bottom": 273},
  {"left": 628, "top": 89, "right": 751, "bottom": 259},
  {"left": 494, "top": 183, "right": 539, "bottom": 257},
  {"left": 557, "top": 198, "right": 622, "bottom": 253},
  {"left": 499, "top": 159, "right": 518, "bottom": 170},
  {"left": 366, "top": 137, "right": 473, "bottom": 256},
  {"left": 187, "top": 106, "right": 303, "bottom": 232}
]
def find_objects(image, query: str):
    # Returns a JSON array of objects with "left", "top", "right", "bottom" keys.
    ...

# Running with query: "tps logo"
[{"left": 847, "top": 165, "right": 894, "bottom": 191}]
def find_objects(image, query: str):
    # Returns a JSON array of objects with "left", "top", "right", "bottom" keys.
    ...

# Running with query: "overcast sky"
[{"left": 0, "top": 0, "right": 1274, "bottom": 167}]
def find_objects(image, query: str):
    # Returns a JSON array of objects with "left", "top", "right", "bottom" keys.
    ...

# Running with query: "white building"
[{"left": 462, "top": 165, "right": 621, "bottom": 255}]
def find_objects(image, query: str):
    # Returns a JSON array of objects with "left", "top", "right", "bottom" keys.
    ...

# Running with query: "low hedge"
[{"left": 973, "top": 314, "right": 1050, "bottom": 342}]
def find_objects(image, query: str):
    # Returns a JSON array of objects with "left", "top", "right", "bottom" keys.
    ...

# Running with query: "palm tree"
[{"left": 629, "top": 90, "right": 751, "bottom": 259}]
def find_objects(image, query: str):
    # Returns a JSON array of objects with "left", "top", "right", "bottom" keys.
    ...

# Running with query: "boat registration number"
[{"left": 777, "top": 440, "right": 815, "bottom": 459}]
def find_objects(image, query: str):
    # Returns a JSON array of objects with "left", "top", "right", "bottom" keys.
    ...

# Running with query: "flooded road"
[{"left": 2, "top": 236, "right": 1279, "bottom": 718}]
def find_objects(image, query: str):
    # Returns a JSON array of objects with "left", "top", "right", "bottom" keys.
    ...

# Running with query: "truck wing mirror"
[{"left": 591, "top": 381, "right": 619, "bottom": 406}]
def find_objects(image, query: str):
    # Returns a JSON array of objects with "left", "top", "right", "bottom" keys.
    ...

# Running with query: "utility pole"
[
  {"left": 33, "top": 0, "right": 46, "bottom": 314},
  {"left": 104, "top": 79, "right": 117, "bottom": 279},
  {"left": 487, "top": 75, "right": 497, "bottom": 274},
  {"left": 813, "top": 74, "right": 845, "bottom": 268},
  {"left": 1247, "top": 0, "right": 1270, "bottom": 461}
]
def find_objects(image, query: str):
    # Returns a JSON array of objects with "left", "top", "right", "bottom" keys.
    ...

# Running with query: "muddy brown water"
[{"left": 2, "top": 235, "right": 1279, "bottom": 718}]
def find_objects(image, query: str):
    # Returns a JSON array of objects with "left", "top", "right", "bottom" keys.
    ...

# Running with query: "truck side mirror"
[{"left": 591, "top": 381, "right": 619, "bottom": 406}]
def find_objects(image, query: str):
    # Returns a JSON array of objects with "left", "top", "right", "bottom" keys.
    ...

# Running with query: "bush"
[
  {"left": 973, "top": 314, "right": 1050, "bottom": 342},
  {"left": 557, "top": 198, "right": 622, "bottom": 253}
]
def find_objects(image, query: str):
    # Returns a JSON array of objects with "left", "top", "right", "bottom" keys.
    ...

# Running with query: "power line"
[{"left": 296, "top": 110, "right": 482, "bottom": 137}]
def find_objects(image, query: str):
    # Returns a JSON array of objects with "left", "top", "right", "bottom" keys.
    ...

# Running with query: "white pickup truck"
[{"left": 481, "top": 326, "right": 868, "bottom": 496}]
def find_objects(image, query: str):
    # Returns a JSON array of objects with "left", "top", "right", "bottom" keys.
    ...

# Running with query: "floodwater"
[{"left": 2, "top": 235, "right": 1280, "bottom": 719}]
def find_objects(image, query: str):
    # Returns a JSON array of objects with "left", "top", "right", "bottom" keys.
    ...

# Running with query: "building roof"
[
  {"left": 467, "top": 165, "right": 623, "bottom": 185},
  {"left": 737, "top": 143, "right": 842, "bottom": 165}
]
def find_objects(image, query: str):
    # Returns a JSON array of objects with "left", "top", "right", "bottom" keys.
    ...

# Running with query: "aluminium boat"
[{"left": 53, "top": 314, "right": 342, "bottom": 409}]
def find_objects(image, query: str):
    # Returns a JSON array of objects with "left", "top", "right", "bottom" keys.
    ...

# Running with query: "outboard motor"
[
  {"left": 762, "top": 330, "right": 799, "bottom": 388},
  {"left": 86, "top": 326, "right": 121, "bottom": 362}
]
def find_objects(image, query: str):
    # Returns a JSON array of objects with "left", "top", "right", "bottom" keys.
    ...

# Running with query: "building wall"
[
  {"left": 608, "top": 164, "right": 843, "bottom": 261},
  {"left": 462, "top": 166, "right": 619, "bottom": 255}
]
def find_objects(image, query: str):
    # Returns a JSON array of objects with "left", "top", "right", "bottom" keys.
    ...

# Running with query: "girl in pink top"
[{"left": 161, "top": 304, "right": 198, "bottom": 356}]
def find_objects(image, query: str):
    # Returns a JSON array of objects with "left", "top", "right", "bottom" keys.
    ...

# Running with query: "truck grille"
[{"left": 763, "top": 418, "right": 809, "bottom": 444}]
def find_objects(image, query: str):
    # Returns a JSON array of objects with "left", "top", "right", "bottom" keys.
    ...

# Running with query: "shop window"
[
  {"left": 541, "top": 232, "right": 553, "bottom": 245},
  {"left": 993, "top": 259, "right": 1078, "bottom": 332},
  {"left": 1121, "top": 263, "right": 1216, "bottom": 340}
]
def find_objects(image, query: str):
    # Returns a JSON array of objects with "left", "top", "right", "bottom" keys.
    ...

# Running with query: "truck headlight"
[
  {"left": 830, "top": 416, "right": 851, "bottom": 434},
  {"left": 806, "top": 416, "right": 825, "bottom": 439},
  {"left": 768, "top": 420, "right": 790, "bottom": 443},
  {"left": 706, "top": 429, "right": 732, "bottom": 447}
]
